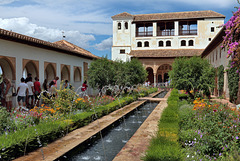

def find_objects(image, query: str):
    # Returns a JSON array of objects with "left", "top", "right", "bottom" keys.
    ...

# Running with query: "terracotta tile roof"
[
  {"left": 129, "top": 49, "right": 204, "bottom": 58},
  {"left": 111, "top": 12, "right": 134, "bottom": 19},
  {"left": 0, "top": 28, "right": 98, "bottom": 60},
  {"left": 112, "top": 10, "right": 225, "bottom": 21},
  {"left": 53, "top": 40, "right": 100, "bottom": 59}
]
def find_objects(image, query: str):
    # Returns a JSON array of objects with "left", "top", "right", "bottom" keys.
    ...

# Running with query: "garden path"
[
  {"left": 113, "top": 90, "right": 171, "bottom": 161},
  {"left": 210, "top": 95, "right": 236, "bottom": 109}
]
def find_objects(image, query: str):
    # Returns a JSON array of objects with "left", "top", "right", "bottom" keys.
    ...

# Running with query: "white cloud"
[
  {"left": 0, "top": 17, "right": 95, "bottom": 48},
  {"left": 95, "top": 37, "right": 112, "bottom": 51},
  {"left": 0, "top": 0, "right": 18, "bottom": 5}
]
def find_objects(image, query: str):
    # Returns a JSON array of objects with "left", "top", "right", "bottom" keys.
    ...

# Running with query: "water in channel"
[{"left": 56, "top": 92, "right": 166, "bottom": 161}]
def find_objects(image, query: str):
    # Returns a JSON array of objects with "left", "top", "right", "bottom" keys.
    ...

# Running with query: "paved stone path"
[
  {"left": 113, "top": 90, "right": 171, "bottom": 161},
  {"left": 14, "top": 92, "right": 162, "bottom": 161}
]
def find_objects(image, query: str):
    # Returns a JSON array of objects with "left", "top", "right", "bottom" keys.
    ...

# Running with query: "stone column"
[
  {"left": 154, "top": 73, "right": 157, "bottom": 87},
  {"left": 153, "top": 22, "right": 157, "bottom": 37},
  {"left": 174, "top": 21, "right": 179, "bottom": 36}
]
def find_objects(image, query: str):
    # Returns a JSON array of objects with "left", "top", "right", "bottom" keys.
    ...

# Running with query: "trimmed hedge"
[
  {"left": 144, "top": 89, "right": 183, "bottom": 161},
  {"left": 0, "top": 88, "right": 157, "bottom": 160}
]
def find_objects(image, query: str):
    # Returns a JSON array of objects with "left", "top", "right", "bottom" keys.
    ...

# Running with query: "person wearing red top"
[
  {"left": 81, "top": 80, "right": 88, "bottom": 92},
  {"left": 34, "top": 77, "right": 41, "bottom": 107}
]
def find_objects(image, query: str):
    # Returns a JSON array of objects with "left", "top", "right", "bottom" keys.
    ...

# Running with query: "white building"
[
  {"left": 0, "top": 28, "right": 99, "bottom": 96},
  {"left": 201, "top": 28, "right": 230, "bottom": 98},
  {"left": 111, "top": 11, "right": 225, "bottom": 85}
]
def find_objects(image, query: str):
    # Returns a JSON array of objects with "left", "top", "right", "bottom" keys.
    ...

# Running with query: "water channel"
[{"left": 56, "top": 91, "right": 167, "bottom": 161}]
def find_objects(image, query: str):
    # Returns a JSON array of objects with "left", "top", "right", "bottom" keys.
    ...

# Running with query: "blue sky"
[{"left": 0, "top": 0, "right": 238, "bottom": 59}]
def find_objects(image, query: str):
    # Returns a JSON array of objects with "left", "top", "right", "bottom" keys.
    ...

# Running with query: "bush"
[
  {"left": 179, "top": 98, "right": 240, "bottom": 160},
  {"left": 0, "top": 87, "right": 158, "bottom": 160}
]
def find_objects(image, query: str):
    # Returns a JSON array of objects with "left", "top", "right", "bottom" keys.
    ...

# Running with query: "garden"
[
  {"left": 0, "top": 58, "right": 159, "bottom": 160},
  {"left": 143, "top": 7, "right": 240, "bottom": 160}
]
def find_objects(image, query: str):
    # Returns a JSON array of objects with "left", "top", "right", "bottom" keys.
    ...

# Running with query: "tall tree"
[
  {"left": 169, "top": 56, "right": 215, "bottom": 98},
  {"left": 87, "top": 57, "right": 115, "bottom": 90},
  {"left": 125, "top": 58, "right": 148, "bottom": 86}
]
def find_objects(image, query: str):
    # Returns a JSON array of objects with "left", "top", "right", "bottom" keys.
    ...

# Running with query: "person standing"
[
  {"left": 64, "top": 80, "right": 70, "bottom": 89},
  {"left": 34, "top": 77, "right": 41, "bottom": 107},
  {"left": 17, "top": 78, "right": 28, "bottom": 111},
  {"left": 4, "top": 79, "right": 12, "bottom": 112},
  {"left": 53, "top": 76, "right": 59, "bottom": 88},
  {"left": 81, "top": 80, "right": 88, "bottom": 92},
  {"left": 27, "top": 77, "right": 34, "bottom": 109},
  {"left": 0, "top": 78, "right": 6, "bottom": 107}
]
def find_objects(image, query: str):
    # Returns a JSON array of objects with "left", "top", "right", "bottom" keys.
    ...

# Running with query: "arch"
[
  {"left": 189, "top": 40, "right": 194, "bottom": 46},
  {"left": 118, "top": 22, "right": 121, "bottom": 30},
  {"left": 166, "top": 40, "right": 171, "bottom": 47},
  {"left": 146, "top": 67, "right": 154, "bottom": 84},
  {"left": 159, "top": 41, "right": 164, "bottom": 47},
  {"left": 45, "top": 63, "right": 56, "bottom": 83},
  {"left": 181, "top": 40, "right": 186, "bottom": 46},
  {"left": 164, "top": 73, "right": 169, "bottom": 82},
  {"left": 158, "top": 74, "right": 162, "bottom": 83},
  {"left": 125, "top": 22, "right": 128, "bottom": 29},
  {"left": 137, "top": 41, "right": 142, "bottom": 47},
  {"left": 61, "top": 65, "right": 70, "bottom": 81},
  {"left": 157, "top": 64, "right": 172, "bottom": 83},
  {"left": 74, "top": 67, "right": 81, "bottom": 82},
  {"left": 0, "top": 57, "right": 15, "bottom": 81},
  {"left": 144, "top": 41, "right": 149, "bottom": 47},
  {"left": 23, "top": 61, "right": 38, "bottom": 79}
]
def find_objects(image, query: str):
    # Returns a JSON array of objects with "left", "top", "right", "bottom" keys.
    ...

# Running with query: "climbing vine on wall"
[
  {"left": 227, "top": 61, "right": 239, "bottom": 103},
  {"left": 217, "top": 65, "right": 224, "bottom": 96}
]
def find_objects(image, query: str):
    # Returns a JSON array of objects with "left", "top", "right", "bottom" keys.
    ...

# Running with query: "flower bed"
[
  {"left": 144, "top": 89, "right": 183, "bottom": 161},
  {"left": 179, "top": 98, "right": 240, "bottom": 160},
  {"left": 0, "top": 86, "right": 158, "bottom": 160}
]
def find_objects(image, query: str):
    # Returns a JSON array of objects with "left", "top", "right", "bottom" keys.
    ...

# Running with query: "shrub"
[
  {"left": 179, "top": 98, "right": 240, "bottom": 160},
  {"left": 0, "top": 107, "right": 15, "bottom": 135}
]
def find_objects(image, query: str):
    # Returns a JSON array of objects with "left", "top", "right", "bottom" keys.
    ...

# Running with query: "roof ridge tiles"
[{"left": 0, "top": 27, "right": 99, "bottom": 59}]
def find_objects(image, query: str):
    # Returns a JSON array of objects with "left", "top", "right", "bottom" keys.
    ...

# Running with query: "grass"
[{"left": 143, "top": 89, "right": 183, "bottom": 161}]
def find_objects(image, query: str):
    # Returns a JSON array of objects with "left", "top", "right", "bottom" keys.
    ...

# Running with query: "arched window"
[
  {"left": 74, "top": 67, "right": 81, "bottom": 82},
  {"left": 189, "top": 40, "right": 194, "bottom": 46},
  {"left": 181, "top": 40, "right": 186, "bottom": 46},
  {"left": 118, "top": 22, "right": 121, "bottom": 30},
  {"left": 159, "top": 41, "right": 164, "bottom": 47},
  {"left": 125, "top": 22, "right": 128, "bottom": 29},
  {"left": 166, "top": 40, "right": 171, "bottom": 47},
  {"left": 144, "top": 41, "right": 149, "bottom": 47},
  {"left": 137, "top": 41, "right": 142, "bottom": 47}
]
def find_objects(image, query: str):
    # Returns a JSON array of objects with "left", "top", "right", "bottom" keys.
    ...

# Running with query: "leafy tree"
[
  {"left": 87, "top": 57, "right": 115, "bottom": 90},
  {"left": 125, "top": 58, "right": 148, "bottom": 86},
  {"left": 169, "top": 56, "right": 215, "bottom": 99},
  {"left": 222, "top": 6, "right": 240, "bottom": 71},
  {"left": 227, "top": 61, "right": 239, "bottom": 103},
  {"left": 88, "top": 57, "right": 147, "bottom": 92}
]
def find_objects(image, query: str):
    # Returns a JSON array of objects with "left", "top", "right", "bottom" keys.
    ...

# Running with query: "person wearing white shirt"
[
  {"left": 17, "top": 77, "right": 28, "bottom": 111},
  {"left": 27, "top": 77, "right": 34, "bottom": 109}
]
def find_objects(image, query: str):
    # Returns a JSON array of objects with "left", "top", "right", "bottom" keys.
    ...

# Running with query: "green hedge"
[
  {"left": 227, "top": 61, "right": 239, "bottom": 103},
  {"left": 144, "top": 89, "right": 183, "bottom": 161},
  {"left": 0, "top": 87, "right": 158, "bottom": 160}
]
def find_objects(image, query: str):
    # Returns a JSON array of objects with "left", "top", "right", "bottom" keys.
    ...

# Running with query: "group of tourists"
[
  {"left": 0, "top": 73, "right": 88, "bottom": 112},
  {"left": 0, "top": 74, "right": 60, "bottom": 112}
]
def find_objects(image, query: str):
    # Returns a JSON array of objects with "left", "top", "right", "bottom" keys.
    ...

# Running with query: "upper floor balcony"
[{"left": 135, "top": 20, "right": 198, "bottom": 37}]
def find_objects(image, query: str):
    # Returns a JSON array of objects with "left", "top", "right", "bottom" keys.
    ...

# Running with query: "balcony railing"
[
  {"left": 179, "top": 30, "right": 197, "bottom": 35},
  {"left": 136, "top": 31, "right": 153, "bottom": 37},
  {"left": 157, "top": 30, "right": 175, "bottom": 36}
]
